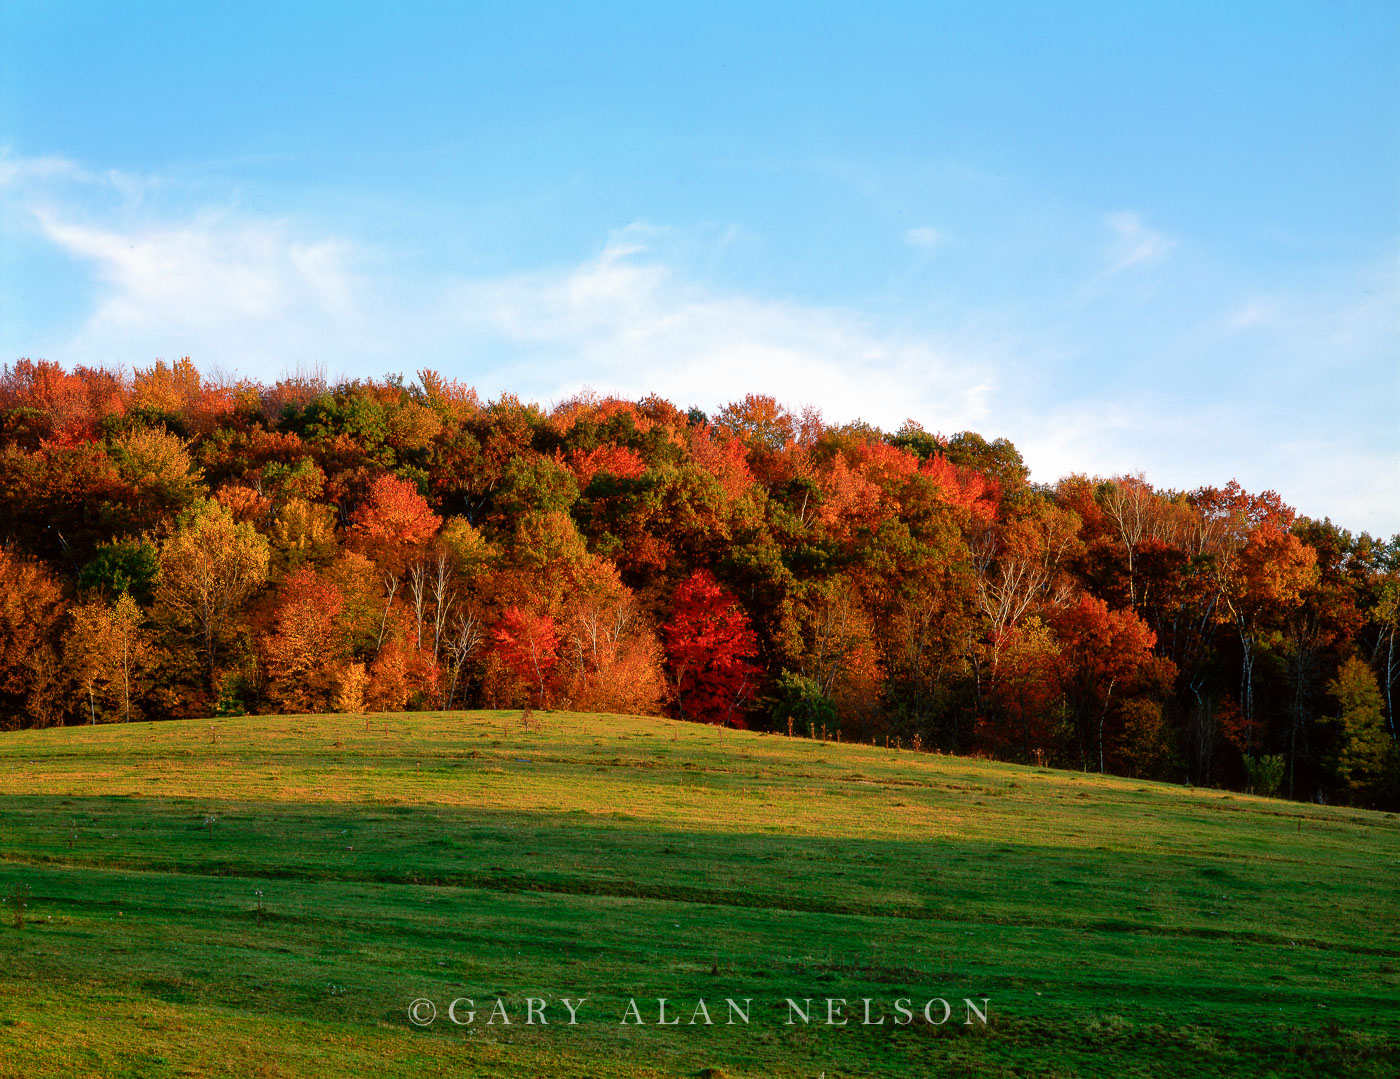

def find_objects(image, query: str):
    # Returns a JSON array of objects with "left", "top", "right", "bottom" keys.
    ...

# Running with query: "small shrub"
[
  {"left": 334, "top": 663, "right": 367, "bottom": 714},
  {"left": 1244, "top": 754, "right": 1285, "bottom": 797},
  {"left": 10, "top": 882, "right": 31, "bottom": 929},
  {"left": 214, "top": 673, "right": 249, "bottom": 717},
  {"left": 770, "top": 671, "right": 836, "bottom": 735}
]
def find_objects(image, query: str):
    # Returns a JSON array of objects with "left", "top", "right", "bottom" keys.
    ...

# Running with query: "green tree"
[
  {"left": 1242, "top": 754, "right": 1286, "bottom": 797},
  {"left": 1327, "top": 657, "right": 1392, "bottom": 803},
  {"left": 79, "top": 540, "right": 160, "bottom": 604},
  {"left": 770, "top": 670, "right": 837, "bottom": 735}
]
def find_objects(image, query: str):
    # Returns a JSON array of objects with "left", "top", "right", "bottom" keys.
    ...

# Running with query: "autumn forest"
[{"left": 1, "top": 358, "right": 1395, "bottom": 808}]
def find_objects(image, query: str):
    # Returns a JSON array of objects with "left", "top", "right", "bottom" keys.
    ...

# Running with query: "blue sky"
[{"left": 2, "top": 1, "right": 1397, "bottom": 534}]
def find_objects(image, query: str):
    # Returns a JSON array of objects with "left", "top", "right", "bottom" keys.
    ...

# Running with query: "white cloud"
[
  {"left": 29, "top": 209, "right": 374, "bottom": 371},
  {"left": 1104, "top": 210, "right": 1174, "bottom": 273},
  {"left": 9, "top": 179, "right": 998, "bottom": 434},
  {"left": 442, "top": 228, "right": 996, "bottom": 429},
  {"left": 1224, "top": 299, "right": 1275, "bottom": 330},
  {"left": 0, "top": 153, "right": 87, "bottom": 186},
  {"left": 1217, "top": 273, "right": 1396, "bottom": 359},
  {"left": 1011, "top": 395, "right": 1399, "bottom": 538},
  {"left": 904, "top": 225, "right": 943, "bottom": 249},
  {"left": 4, "top": 153, "right": 1395, "bottom": 536},
  {"left": 0, "top": 148, "right": 154, "bottom": 204}
]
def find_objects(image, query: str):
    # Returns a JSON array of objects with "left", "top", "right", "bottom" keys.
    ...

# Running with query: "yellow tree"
[
  {"left": 794, "top": 576, "right": 883, "bottom": 732},
  {"left": 559, "top": 563, "right": 665, "bottom": 716},
  {"left": 64, "top": 593, "right": 152, "bottom": 722},
  {"left": 108, "top": 425, "right": 205, "bottom": 528},
  {"left": 0, "top": 548, "right": 65, "bottom": 729},
  {"left": 155, "top": 500, "right": 269, "bottom": 691},
  {"left": 268, "top": 497, "right": 338, "bottom": 572}
]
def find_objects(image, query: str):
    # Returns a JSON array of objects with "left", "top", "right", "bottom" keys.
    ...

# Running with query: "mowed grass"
[{"left": 0, "top": 711, "right": 1396, "bottom": 1078}]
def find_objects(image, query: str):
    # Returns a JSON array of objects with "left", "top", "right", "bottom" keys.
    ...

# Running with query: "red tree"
[
  {"left": 1052, "top": 594, "right": 1162, "bottom": 773},
  {"left": 350, "top": 474, "right": 441, "bottom": 569},
  {"left": 662, "top": 570, "right": 759, "bottom": 726},
  {"left": 263, "top": 567, "right": 346, "bottom": 713},
  {"left": 987, "top": 617, "right": 1062, "bottom": 759},
  {"left": 491, "top": 607, "right": 559, "bottom": 708}
]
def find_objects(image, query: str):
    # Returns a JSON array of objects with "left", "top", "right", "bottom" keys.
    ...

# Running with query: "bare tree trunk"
[
  {"left": 445, "top": 607, "right": 483, "bottom": 709},
  {"left": 1285, "top": 638, "right": 1317, "bottom": 800},
  {"left": 202, "top": 591, "right": 217, "bottom": 692},
  {"left": 1188, "top": 687, "right": 1216, "bottom": 786},
  {"left": 376, "top": 573, "right": 399, "bottom": 652},
  {"left": 1098, "top": 677, "right": 1116, "bottom": 774},
  {"left": 408, "top": 562, "right": 428, "bottom": 652},
  {"left": 120, "top": 630, "right": 132, "bottom": 723},
  {"left": 1389, "top": 629, "right": 1398, "bottom": 741},
  {"left": 430, "top": 553, "right": 453, "bottom": 665},
  {"left": 1101, "top": 474, "right": 1152, "bottom": 609},
  {"left": 530, "top": 637, "right": 547, "bottom": 707},
  {"left": 1383, "top": 626, "right": 1398, "bottom": 742},
  {"left": 1238, "top": 618, "right": 1257, "bottom": 755}
]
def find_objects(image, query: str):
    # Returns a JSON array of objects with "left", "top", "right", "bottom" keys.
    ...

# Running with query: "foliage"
[
  {"left": 154, "top": 499, "right": 270, "bottom": 695},
  {"left": 333, "top": 661, "right": 368, "bottom": 713},
  {"left": 63, "top": 592, "right": 152, "bottom": 723},
  {"left": 0, "top": 547, "right": 65, "bottom": 729},
  {"left": 490, "top": 607, "right": 560, "bottom": 708},
  {"left": 350, "top": 473, "right": 441, "bottom": 564},
  {"left": 1242, "top": 753, "right": 1286, "bottom": 797},
  {"left": 769, "top": 669, "right": 838, "bottom": 734},
  {"left": 662, "top": 570, "right": 759, "bottom": 726},
  {"left": 1327, "top": 657, "right": 1392, "bottom": 801},
  {"left": 78, "top": 540, "right": 160, "bottom": 604},
  {"left": 262, "top": 567, "right": 348, "bottom": 713},
  {"left": 0, "top": 363, "right": 1395, "bottom": 805}
]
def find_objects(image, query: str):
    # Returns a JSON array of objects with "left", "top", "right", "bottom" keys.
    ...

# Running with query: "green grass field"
[{"left": 0, "top": 711, "right": 1396, "bottom": 1078}]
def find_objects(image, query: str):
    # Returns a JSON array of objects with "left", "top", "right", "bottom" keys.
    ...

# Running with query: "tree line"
[{"left": 1, "top": 358, "right": 1395, "bottom": 807}]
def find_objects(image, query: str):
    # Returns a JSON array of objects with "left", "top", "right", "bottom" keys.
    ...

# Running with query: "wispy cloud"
[
  {"left": 1103, "top": 210, "right": 1174, "bottom": 274},
  {"left": 1014, "top": 396, "right": 1398, "bottom": 537},
  {"left": 903, "top": 225, "right": 943, "bottom": 250},
  {"left": 4, "top": 168, "right": 998, "bottom": 433},
  {"left": 0, "top": 148, "right": 155, "bottom": 205},
  {"left": 1216, "top": 271, "right": 1397, "bottom": 358},
  {"left": 27, "top": 209, "right": 373, "bottom": 370},
  {"left": 442, "top": 226, "right": 998, "bottom": 429},
  {"left": 3, "top": 153, "right": 1395, "bottom": 536}
]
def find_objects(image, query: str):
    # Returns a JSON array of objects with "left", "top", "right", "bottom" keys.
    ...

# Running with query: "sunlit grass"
[{"left": 1, "top": 710, "right": 1396, "bottom": 1077}]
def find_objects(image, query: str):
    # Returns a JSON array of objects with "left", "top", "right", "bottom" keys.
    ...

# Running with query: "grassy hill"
[{"left": 0, "top": 710, "right": 1396, "bottom": 1078}]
